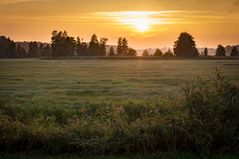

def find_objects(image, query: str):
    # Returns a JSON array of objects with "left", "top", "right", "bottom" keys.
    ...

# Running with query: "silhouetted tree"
[
  {"left": 108, "top": 46, "right": 115, "bottom": 56},
  {"left": 128, "top": 48, "right": 137, "bottom": 56},
  {"left": 122, "top": 38, "right": 129, "bottom": 56},
  {"left": 0, "top": 36, "right": 16, "bottom": 58},
  {"left": 76, "top": 37, "right": 88, "bottom": 56},
  {"left": 88, "top": 34, "right": 100, "bottom": 56},
  {"left": 163, "top": 49, "right": 174, "bottom": 57},
  {"left": 51, "top": 31, "right": 76, "bottom": 57},
  {"left": 230, "top": 46, "right": 239, "bottom": 56},
  {"left": 142, "top": 49, "right": 149, "bottom": 56},
  {"left": 204, "top": 47, "right": 208, "bottom": 56},
  {"left": 28, "top": 41, "right": 39, "bottom": 57},
  {"left": 99, "top": 38, "right": 108, "bottom": 56},
  {"left": 76, "top": 37, "right": 82, "bottom": 56},
  {"left": 215, "top": 45, "right": 226, "bottom": 56},
  {"left": 153, "top": 48, "right": 163, "bottom": 56},
  {"left": 116, "top": 37, "right": 123, "bottom": 55},
  {"left": 65, "top": 36, "right": 76, "bottom": 56},
  {"left": 51, "top": 31, "right": 66, "bottom": 57},
  {"left": 117, "top": 37, "right": 129, "bottom": 56},
  {"left": 173, "top": 32, "right": 199, "bottom": 57}
]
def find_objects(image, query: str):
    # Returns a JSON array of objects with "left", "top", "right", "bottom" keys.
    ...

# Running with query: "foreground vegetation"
[
  {"left": 0, "top": 69, "right": 238, "bottom": 156},
  {"left": 0, "top": 60, "right": 239, "bottom": 157}
]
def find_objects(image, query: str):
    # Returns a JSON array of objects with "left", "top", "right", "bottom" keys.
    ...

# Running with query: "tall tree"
[
  {"left": 215, "top": 45, "right": 226, "bottom": 56},
  {"left": 173, "top": 32, "right": 199, "bottom": 57},
  {"left": 204, "top": 47, "right": 208, "bottom": 56},
  {"left": 116, "top": 37, "right": 123, "bottom": 55},
  {"left": 64, "top": 36, "right": 76, "bottom": 56},
  {"left": 88, "top": 34, "right": 100, "bottom": 56},
  {"left": 230, "top": 46, "right": 239, "bottom": 56},
  {"left": 108, "top": 46, "right": 115, "bottom": 56},
  {"left": 142, "top": 49, "right": 149, "bottom": 56},
  {"left": 153, "top": 48, "right": 163, "bottom": 56},
  {"left": 116, "top": 37, "right": 129, "bottom": 56},
  {"left": 76, "top": 37, "right": 82, "bottom": 56},
  {"left": 51, "top": 30, "right": 76, "bottom": 57},
  {"left": 122, "top": 38, "right": 129, "bottom": 56},
  {"left": 99, "top": 38, "right": 108, "bottom": 56},
  {"left": 51, "top": 31, "right": 67, "bottom": 57}
]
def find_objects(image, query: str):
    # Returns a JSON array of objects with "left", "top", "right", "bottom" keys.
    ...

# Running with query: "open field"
[
  {"left": 0, "top": 59, "right": 239, "bottom": 105},
  {"left": 0, "top": 59, "right": 239, "bottom": 156}
]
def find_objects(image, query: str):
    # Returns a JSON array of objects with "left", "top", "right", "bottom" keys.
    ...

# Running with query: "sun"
[
  {"left": 116, "top": 11, "right": 153, "bottom": 32},
  {"left": 132, "top": 18, "right": 150, "bottom": 32}
]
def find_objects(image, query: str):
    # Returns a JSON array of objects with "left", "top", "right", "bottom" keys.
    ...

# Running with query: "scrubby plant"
[{"left": 181, "top": 70, "right": 239, "bottom": 154}]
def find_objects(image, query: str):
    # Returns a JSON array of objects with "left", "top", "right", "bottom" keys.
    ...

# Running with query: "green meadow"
[
  {"left": 0, "top": 59, "right": 239, "bottom": 158},
  {"left": 1, "top": 59, "right": 238, "bottom": 104}
]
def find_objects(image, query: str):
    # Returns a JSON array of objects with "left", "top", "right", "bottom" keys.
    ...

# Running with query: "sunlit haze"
[{"left": 0, "top": 0, "right": 239, "bottom": 49}]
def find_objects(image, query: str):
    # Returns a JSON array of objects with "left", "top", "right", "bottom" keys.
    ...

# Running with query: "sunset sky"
[{"left": 0, "top": 0, "right": 239, "bottom": 49}]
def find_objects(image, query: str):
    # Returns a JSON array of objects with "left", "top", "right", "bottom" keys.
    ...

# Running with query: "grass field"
[
  {"left": 0, "top": 59, "right": 239, "bottom": 105},
  {"left": 0, "top": 59, "right": 239, "bottom": 157}
]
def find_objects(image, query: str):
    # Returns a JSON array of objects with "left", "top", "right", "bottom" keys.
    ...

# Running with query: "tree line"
[
  {"left": 0, "top": 32, "right": 238, "bottom": 58},
  {"left": 51, "top": 31, "right": 137, "bottom": 57},
  {"left": 0, "top": 36, "right": 51, "bottom": 58}
]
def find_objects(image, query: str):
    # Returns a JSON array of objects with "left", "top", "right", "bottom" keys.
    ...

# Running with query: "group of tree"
[
  {"left": 51, "top": 31, "right": 136, "bottom": 57},
  {"left": 28, "top": 42, "right": 51, "bottom": 57},
  {"left": 231, "top": 46, "right": 239, "bottom": 56},
  {"left": 115, "top": 37, "right": 137, "bottom": 56},
  {"left": 51, "top": 31, "right": 107, "bottom": 57},
  {"left": 142, "top": 48, "right": 174, "bottom": 57},
  {"left": 0, "top": 35, "right": 51, "bottom": 58},
  {"left": 1, "top": 31, "right": 239, "bottom": 58},
  {"left": 51, "top": 31, "right": 237, "bottom": 57},
  {"left": 0, "top": 36, "right": 18, "bottom": 58},
  {"left": 51, "top": 31, "right": 76, "bottom": 57},
  {"left": 214, "top": 45, "right": 239, "bottom": 57},
  {"left": 172, "top": 32, "right": 238, "bottom": 57}
]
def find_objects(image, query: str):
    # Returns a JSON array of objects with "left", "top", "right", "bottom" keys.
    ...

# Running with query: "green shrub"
[{"left": 181, "top": 70, "right": 239, "bottom": 154}]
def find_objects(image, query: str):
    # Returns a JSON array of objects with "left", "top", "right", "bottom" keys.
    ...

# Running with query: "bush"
[{"left": 181, "top": 70, "right": 239, "bottom": 154}]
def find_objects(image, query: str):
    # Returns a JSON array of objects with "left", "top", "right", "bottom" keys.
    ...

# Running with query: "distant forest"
[{"left": 0, "top": 31, "right": 238, "bottom": 58}]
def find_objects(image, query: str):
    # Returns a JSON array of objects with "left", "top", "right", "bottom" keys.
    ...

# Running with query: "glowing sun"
[
  {"left": 116, "top": 11, "right": 154, "bottom": 32},
  {"left": 132, "top": 18, "right": 150, "bottom": 32}
]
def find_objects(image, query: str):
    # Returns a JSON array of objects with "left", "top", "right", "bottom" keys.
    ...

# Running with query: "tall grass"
[{"left": 0, "top": 71, "right": 238, "bottom": 155}]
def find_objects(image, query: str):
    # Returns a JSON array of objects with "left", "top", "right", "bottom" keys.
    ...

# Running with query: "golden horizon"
[{"left": 0, "top": 0, "right": 239, "bottom": 49}]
